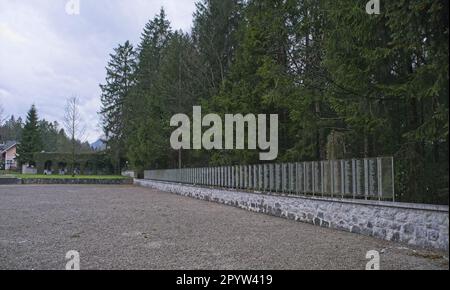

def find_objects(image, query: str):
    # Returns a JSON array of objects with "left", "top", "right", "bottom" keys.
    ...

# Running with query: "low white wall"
[
  {"left": 135, "top": 179, "right": 449, "bottom": 251},
  {"left": 22, "top": 166, "right": 37, "bottom": 175},
  {"left": 121, "top": 170, "right": 135, "bottom": 178}
]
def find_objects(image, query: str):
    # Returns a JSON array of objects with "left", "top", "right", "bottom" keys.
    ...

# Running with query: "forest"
[{"left": 99, "top": 0, "right": 449, "bottom": 204}]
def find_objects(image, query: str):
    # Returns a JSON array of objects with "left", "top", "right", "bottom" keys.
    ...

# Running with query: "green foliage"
[
  {"left": 16, "top": 105, "right": 43, "bottom": 165},
  {"left": 0, "top": 114, "right": 91, "bottom": 156},
  {"left": 0, "top": 115, "right": 23, "bottom": 142},
  {"left": 100, "top": 41, "right": 137, "bottom": 139},
  {"left": 33, "top": 152, "right": 113, "bottom": 175},
  {"left": 322, "top": 0, "right": 449, "bottom": 203},
  {"left": 192, "top": 0, "right": 243, "bottom": 97},
  {"left": 98, "top": 1, "right": 448, "bottom": 203},
  {"left": 100, "top": 40, "right": 137, "bottom": 173},
  {"left": 123, "top": 8, "right": 173, "bottom": 172}
]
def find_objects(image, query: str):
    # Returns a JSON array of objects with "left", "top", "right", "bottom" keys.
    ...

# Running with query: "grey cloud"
[{"left": 0, "top": 0, "right": 196, "bottom": 142}]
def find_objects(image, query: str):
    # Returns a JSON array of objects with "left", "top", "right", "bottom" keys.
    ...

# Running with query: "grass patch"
[{"left": 11, "top": 174, "right": 130, "bottom": 180}]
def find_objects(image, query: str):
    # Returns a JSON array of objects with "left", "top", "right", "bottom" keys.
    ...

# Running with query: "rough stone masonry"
[{"left": 135, "top": 179, "right": 449, "bottom": 251}]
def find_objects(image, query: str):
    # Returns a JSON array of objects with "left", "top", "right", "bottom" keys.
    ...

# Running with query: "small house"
[{"left": 0, "top": 141, "right": 18, "bottom": 170}]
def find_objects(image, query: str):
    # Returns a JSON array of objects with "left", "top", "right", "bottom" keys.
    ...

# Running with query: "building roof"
[{"left": 0, "top": 141, "right": 17, "bottom": 153}]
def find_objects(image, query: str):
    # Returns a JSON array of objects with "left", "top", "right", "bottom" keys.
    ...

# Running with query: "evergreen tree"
[
  {"left": 125, "top": 8, "right": 172, "bottom": 172},
  {"left": 56, "top": 128, "right": 72, "bottom": 153},
  {"left": 192, "top": 0, "right": 243, "bottom": 97},
  {"left": 322, "top": 0, "right": 449, "bottom": 202},
  {"left": 208, "top": 0, "right": 293, "bottom": 164},
  {"left": 284, "top": 0, "right": 333, "bottom": 161},
  {"left": 0, "top": 115, "right": 23, "bottom": 142},
  {"left": 100, "top": 40, "right": 137, "bottom": 173},
  {"left": 39, "top": 119, "right": 59, "bottom": 152},
  {"left": 156, "top": 31, "right": 203, "bottom": 168},
  {"left": 17, "top": 105, "right": 43, "bottom": 165}
]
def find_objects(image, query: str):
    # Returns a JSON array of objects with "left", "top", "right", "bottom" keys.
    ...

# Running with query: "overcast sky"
[{"left": 0, "top": 0, "right": 197, "bottom": 143}]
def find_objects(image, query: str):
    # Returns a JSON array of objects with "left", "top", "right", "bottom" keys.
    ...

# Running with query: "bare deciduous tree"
[{"left": 63, "top": 96, "right": 86, "bottom": 176}]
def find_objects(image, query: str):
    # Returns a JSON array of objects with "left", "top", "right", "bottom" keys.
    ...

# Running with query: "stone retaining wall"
[
  {"left": 20, "top": 178, "right": 133, "bottom": 185},
  {"left": 135, "top": 179, "right": 449, "bottom": 251},
  {"left": 0, "top": 178, "right": 21, "bottom": 185}
]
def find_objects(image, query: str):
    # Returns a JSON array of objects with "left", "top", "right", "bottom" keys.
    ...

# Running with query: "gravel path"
[{"left": 0, "top": 185, "right": 448, "bottom": 270}]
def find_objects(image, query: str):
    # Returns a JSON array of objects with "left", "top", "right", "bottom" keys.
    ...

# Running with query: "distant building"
[{"left": 0, "top": 141, "right": 18, "bottom": 170}]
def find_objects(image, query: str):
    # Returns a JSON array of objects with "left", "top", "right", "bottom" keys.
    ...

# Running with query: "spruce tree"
[
  {"left": 100, "top": 40, "right": 137, "bottom": 173},
  {"left": 125, "top": 8, "right": 172, "bottom": 172},
  {"left": 17, "top": 105, "right": 43, "bottom": 166},
  {"left": 208, "top": 0, "right": 293, "bottom": 164},
  {"left": 192, "top": 0, "right": 243, "bottom": 97}
]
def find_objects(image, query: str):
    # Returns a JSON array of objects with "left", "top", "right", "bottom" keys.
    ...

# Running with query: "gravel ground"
[{"left": 0, "top": 185, "right": 448, "bottom": 270}]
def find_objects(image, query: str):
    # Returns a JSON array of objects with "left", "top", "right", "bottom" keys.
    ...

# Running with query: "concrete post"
[
  {"left": 356, "top": 160, "right": 363, "bottom": 197},
  {"left": 269, "top": 164, "right": 272, "bottom": 192},
  {"left": 241, "top": 166, "right": 245, "bottom": 189},
  {"left": 369, "top": 158, "right": 377, "bottom": 198},
  {"left": 258, "top": 165, "right": 262, "bottom": 190},
  {"left": 253, "top": 165, "right": 257, "bottom": 190},
  {"left": 231, "top": 166, "right": 235, "bottom": 188},
  {"left": 216, "top": 167, "right": 219, "bottom": 187},
  {"left": 377, "top": 158, "right": 383, "bottom": 200},
  {"left": 243, "top": 166, "right": 247, "bottom": 189},
  {"left": 364, "top": 159, "right": 369, "bottom": 199},
  {"left": 276, "top": 164, "right": 281, "bottom": 192},
  {"left": 262, "top": 164, "right": 267, "bottom": 191}
]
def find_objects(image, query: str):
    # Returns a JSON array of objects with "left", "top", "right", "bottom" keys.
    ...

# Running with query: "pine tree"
[{"left": 17, "top": 105, "right": 43, "bottom": 165}]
